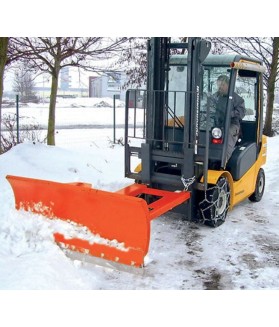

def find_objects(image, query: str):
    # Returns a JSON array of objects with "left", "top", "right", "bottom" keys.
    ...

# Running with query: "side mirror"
[{"left": 198, "top": 39, "right": 211, "bottom": 63}]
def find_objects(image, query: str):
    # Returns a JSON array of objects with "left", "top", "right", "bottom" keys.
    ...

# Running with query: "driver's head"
[{"left": 217, "top": 75, "right": 229, "bottom": 95}]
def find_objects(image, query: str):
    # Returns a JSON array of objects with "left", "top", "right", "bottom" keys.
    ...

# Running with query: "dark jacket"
[{"left": 212, "top": 92, "right": 245, "bottom": 127}]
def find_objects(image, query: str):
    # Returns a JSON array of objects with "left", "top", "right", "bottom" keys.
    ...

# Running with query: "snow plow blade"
[{"left": 6, "top": 175, "right": 190, "bottom": 267}]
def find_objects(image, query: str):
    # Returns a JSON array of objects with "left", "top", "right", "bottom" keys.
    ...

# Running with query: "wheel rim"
[
  {"left": 258, "top": 175, "right": 264, "bottom": 194},
  {"left": 216, "top": 188, "right": 227, "bottom": 216},
  {"left": 199, "top": 177, "right": 230, "bottom": 226}
]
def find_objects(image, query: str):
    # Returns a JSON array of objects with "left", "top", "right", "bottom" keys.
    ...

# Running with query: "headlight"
[{"left": 212, "top": 127, "right": 222, "bottom": 139}]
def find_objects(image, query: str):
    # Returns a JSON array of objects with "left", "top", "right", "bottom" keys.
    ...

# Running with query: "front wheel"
[
  {"left": 249, "top": 168, "right": 265, "bottom": 202},
  {"left": 199, "top": 177, "right": 230, "bottom": 227}
]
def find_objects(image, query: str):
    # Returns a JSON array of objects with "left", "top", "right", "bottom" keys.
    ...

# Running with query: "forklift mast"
[{"left": 125, "top": 37, "right": 211, "bottom": 192}]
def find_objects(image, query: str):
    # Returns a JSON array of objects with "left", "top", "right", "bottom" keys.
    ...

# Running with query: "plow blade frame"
[{"left": 6, "top": 175, "right": 190, "bottom": 267}]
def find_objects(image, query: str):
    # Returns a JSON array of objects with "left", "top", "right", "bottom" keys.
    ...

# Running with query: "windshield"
[
  {"left": 200, "top": 66, "right": 231, "bottom": 131},
  {"left": 167, "top": 65, "right": 187, "bottom": 119}
]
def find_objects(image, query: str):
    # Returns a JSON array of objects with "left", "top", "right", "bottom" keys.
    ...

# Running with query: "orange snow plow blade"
[{"left": 6, "top": 175, "right": 190, "bottom": 267}]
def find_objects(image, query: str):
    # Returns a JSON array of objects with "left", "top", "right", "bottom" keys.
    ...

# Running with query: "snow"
[{"left": 0, "top": 97, "right": 278, "bottom": 324}]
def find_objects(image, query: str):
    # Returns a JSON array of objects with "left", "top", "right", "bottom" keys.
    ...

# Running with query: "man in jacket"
[{"left": 212, "top": 74, "right": 245, "bottom": 163}]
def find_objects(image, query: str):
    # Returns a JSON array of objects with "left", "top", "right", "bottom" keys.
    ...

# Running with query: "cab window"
[{"left": 235, "top": 71, "right": 257, "bottom": 122}]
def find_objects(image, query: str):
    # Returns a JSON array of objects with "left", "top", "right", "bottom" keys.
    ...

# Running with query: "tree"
[
  {"left": 10, "top": 37, "right": 133, "bottom": 145},
  {"left": 0, "top": 38, "right": 9, "bottom": 103},
  {"left": 118, "top": 37, "right": 188, "bottom": 88},
  {"left": 264, "top": 38, "right": 279, "bottom": 136},
  {"left": 117, "top": 38, "right": 149, "bottom": 88},
  {"left": 1, "top": 37, "right": 31, "bottom": 153},
  {"left": 0, "top": 38, "right": 9, "bottom": 153},
  {"left": 13, "top": 62, "right": 38, "bottom": 103}
]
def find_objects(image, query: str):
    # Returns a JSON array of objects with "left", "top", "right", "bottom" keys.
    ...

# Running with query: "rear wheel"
[
  {"left": 249, "top": 168, "right": 265, "bottom": 202},
  {"left": 199, "top": 177, "right": 230, "bottom": 227}
]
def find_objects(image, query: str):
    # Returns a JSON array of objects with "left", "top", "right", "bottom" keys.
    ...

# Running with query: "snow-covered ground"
[{"left": 0, "top": 98, "right": 278, "bottom": 324}]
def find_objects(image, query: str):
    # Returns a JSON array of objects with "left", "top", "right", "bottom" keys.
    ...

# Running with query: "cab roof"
[{"left": 170, "top": 53, "right": 262, "bottom": 66}]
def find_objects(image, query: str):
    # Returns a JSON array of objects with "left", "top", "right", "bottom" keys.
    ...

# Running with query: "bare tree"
[
  {"left": 0, "top": 38, "right": 9, "bottom": 153},
  {"left": 118, "top": 37, "right": 189, "bottom": 88},
  {"left": 264, "top": 38, "right": 279, "bottom": 136},
  {"left": 117, "top": 38, "right": 149, "bottom": 88},
  {"left": 0, "top": 37, "right": 30, "bottom": 153},
  {"left": 13, "top": 62, "right": 38, "bottom": 103},
  {"left": 10, "top": 37, "right": 133, "bottom": 145}
]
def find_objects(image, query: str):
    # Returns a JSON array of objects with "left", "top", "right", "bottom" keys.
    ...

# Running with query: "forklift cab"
[{"left": 166, "top": 53, "right": 264, "bottom": 179}]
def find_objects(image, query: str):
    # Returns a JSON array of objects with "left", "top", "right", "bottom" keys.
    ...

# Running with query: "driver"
[{"left": 211, "top": 75, "right": 245, "bottom": 163}]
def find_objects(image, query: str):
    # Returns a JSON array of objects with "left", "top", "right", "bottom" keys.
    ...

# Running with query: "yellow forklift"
[{"left": 125, "top": 37, "right": 267, "bottom": 227}]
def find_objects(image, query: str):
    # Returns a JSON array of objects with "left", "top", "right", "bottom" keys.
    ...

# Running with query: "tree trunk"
[
  {"left": 0, "top": 38, "right": 9, "bottom": 153},
  {"left": 263, "top": 37, "right": 279, "bottom": 137},
  {"left": 47, "top": 70, "right": 59, "bottom": 145}
]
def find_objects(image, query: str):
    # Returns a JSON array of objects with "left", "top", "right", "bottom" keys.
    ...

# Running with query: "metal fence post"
[
  {"left": 113, "top": 94, "right": 116, "bottom": 144},
  {"left": 0, "top": 100, "right": 2, "bottom": 153},
  {"left": 16, "top": 94, "right": 19, "bottom": 144}
]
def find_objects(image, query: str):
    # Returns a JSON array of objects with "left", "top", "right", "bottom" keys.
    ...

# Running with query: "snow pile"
[
  {"left": 0, "top": 207, "right": 95, "bottom": 289},
  {"left": 0, "top": 209, "right": 54, "bottom": 257}
]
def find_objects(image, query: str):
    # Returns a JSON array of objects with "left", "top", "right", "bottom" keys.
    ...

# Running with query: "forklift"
[
  {"left": 7, "top": 37, "right": 267, "bottom": 267},
  {"left": 125, "top": 37, "right": 267, "bottom": 227}
]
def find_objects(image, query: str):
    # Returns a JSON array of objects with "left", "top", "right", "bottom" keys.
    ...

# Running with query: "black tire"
[
  {"left": 199, "top": 177, "right": 230, "bottom": 227},
  {"left": 248, "top": 168, "right": 265, "bottom": 202}
]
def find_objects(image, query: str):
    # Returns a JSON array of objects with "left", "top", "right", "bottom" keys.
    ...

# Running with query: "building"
[
  {"left": 33, "top": 69, "right": 128, "bottom": 100},
  {"left": 32, "top": 67, "right": 89, "bottom": 99},
  {"left": 89, "top": 72, "right": 127, "bottom": 101},
  {"left": 4, "top": 67, "right": 129, "bottom": 101}
]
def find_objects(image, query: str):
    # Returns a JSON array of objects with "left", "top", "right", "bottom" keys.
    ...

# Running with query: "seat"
[{"left": 226, "top": 142, "right": 257, "bottom": 180}]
